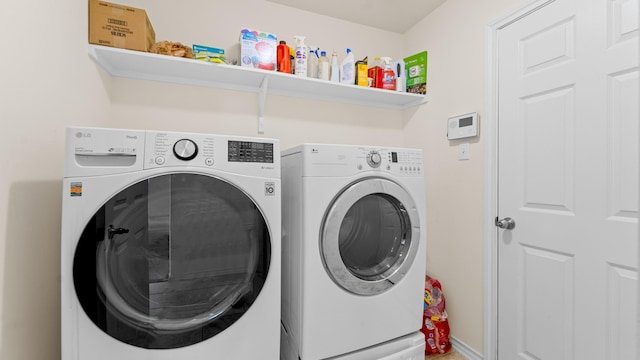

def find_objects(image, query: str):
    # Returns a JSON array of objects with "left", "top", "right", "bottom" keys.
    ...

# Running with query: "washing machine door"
[
  {"left": 321, "top": 177, "right": 420, "bottom": 296},
  {"left": 73, "top": 173, "right": 271, "bottom": 349}
]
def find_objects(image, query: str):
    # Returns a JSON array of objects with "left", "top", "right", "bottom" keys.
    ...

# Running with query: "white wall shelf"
[{"left": 88, "top": 45, "right": 428, "bottom": 132}]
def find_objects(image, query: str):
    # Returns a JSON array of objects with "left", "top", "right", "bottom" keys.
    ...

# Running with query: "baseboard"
[{"left": 450, "top": 336, "right": 483, "bottom": 360}]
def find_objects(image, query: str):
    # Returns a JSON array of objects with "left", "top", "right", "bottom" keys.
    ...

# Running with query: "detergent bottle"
[
  {"left": 340, "top": 48, "right": 355, "bottom": 84},
  {"left": 307, "top": 46, "right": 319, "bottom": 78},
  {"left": 277, "top": 40, "right": 291, "bottom": 73},
  {"left": 381, "top": 57, "right": 396, "bottom": 91},
  {"left": 293, "top": 36, "right": 308, "bottom": 77},
  {"left": 318, "top": 50, "right": 330, "bottom": 81}
]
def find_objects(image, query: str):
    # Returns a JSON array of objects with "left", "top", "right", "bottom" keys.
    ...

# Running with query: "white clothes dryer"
[
  {"left": 280, "top": 144, "right": 426, "bottom": 360},
  {"left": 61, "top": 127, "right": 280, "bottom": 360}
]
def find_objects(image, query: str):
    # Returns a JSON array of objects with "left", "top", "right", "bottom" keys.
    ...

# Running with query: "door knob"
[{"left": 495, "top": 217, "right": 516, "bottom": 230}]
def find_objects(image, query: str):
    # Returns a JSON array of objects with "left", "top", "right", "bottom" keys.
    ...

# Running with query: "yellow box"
[
  {"left": 356, "top": 62, "right": 368, "bottom": 86},
  {"left": 89, "top": 0, "right": 155, "bottom": 52}
]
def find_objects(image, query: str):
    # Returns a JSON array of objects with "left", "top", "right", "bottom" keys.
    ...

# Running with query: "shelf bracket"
[{"left": 258, "top": 77, "right": 269, "bottom": 134}]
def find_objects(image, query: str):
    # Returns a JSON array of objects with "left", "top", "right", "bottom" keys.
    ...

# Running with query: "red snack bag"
[{"left": 421, "top": 276, "right": 452, "bottom": 355}]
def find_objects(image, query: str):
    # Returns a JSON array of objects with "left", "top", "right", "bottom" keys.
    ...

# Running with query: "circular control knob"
[
  {"left": 173, "top": 139, "right": 198, "bottom": 161},
  {"left": 366, "top": 151, "right": 382, "bottom": 168}
]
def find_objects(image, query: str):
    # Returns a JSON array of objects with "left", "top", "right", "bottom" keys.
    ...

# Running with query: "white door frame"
[{"left": 483, "top": 1, "right": 557, "bottom": 359}]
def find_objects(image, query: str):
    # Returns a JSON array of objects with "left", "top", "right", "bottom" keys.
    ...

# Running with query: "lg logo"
[{"left": 75, "top": 132, "right": 91, "bottom": 138}]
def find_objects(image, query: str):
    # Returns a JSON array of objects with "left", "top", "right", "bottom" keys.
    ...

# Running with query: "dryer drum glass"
[
  {"left": 320, "top": 177, "right": 420, "bottom": 296},
  {"left": 73, "top": 173, "right": 271, "bottom": 349},
  {"left": 338, "top": 194, "right": 410, "bottom": 280}
]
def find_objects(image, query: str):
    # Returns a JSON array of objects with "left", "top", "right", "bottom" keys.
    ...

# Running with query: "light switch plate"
[{"left": 459, "top": 142, "right": 470, "bottom": 160}]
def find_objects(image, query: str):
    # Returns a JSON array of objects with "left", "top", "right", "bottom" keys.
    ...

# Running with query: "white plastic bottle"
[
  {"left": 318, "top": 50, "right": 330, "bottom": 81},
  {"left": 340, "top": 48, "right": 355, "bottom": 84},
  {"left": 307, "top": 46, "right": 319, "bottom": 78},
  {"left": 294, "top": 36, "right": 308, "bottom": 77},
  {"left": 330, "top": 51, "right": 340, "bottom": 82}
]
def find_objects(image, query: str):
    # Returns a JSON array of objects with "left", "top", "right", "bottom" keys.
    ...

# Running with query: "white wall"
[
  {"left": 0, "top": 1, "right": 406, "bottom": 359},
  {"left": 0, "top": 0, "right": 531, "bottom": 358},
  {"left": 403, "top": 0, "right": 526, "bottom": 353}
]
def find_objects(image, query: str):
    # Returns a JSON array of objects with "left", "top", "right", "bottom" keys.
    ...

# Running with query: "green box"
[{"left": 404, "top": 51, "right": 428, "bottom": 94}]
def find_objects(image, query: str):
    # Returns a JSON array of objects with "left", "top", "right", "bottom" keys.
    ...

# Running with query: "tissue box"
[
  {"left": 89, "top": 0, "right": 155, "bottom": 52},
  {"left": 240, "top": 29, "right": 277, "bottom": 70},
  {"left": 404, "top": 51, "right": 428, "bottom": 94}
]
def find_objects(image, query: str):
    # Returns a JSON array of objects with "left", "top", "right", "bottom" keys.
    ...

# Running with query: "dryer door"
[
  {"left": 321, "top": 178, "right": 420, "bottom": 296},
  {"left": 73, "top": 173, "right": 271, "bottom": 349}
]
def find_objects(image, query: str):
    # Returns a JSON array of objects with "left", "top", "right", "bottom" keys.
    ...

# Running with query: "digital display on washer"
[
  {"left": 228, "top": 141, "right": 274, "bottom": 163},
  {"left": 391, "top": 152, "right": 398, "bottom": 163}
]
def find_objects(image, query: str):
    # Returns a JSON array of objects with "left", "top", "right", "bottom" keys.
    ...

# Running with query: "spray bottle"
[
  {"left": 294, "top": 36, "right": 308, "bottom": 77},
  {"left": 380, "top": 57, "right": 396, "bottom": 91}
]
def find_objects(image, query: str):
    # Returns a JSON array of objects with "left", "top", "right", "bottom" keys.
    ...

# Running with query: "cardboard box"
[
  {"left": 240, "top": 29, "right": 277, "bottom": 70},
  {"left": 368, "top": 66, "right": 383, "bottom": 88},
  {"left": 89, "top": 0, "right": 155, "bottom": 52},
  {"left": 404, "top": 51, "right": 428, "bottom": 94}
]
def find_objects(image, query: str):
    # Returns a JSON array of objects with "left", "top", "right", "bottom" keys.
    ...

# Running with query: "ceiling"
[{"left": 266, "top": 0, "right": 446, "bottom": 34}]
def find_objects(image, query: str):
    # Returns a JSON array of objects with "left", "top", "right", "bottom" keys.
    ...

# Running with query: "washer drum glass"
[{"left": 73, "top": 173, "right": 271, "bottom": 349}]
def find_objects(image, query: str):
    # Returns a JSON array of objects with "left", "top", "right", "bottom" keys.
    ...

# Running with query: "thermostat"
[{"left": 447, "top": 112, "right": 478, "bottom": 140}]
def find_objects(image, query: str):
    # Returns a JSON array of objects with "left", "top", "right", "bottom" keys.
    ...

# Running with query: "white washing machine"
[
  {"left": 280, "top": 144, "right": 426, "bottom": 360},
  {"left": 61, "top": 127, "right": 280, "bottom": 360}
]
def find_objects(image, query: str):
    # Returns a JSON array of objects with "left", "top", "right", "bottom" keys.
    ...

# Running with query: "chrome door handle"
[{"left": 495, "top": 217, "right": 516, "bottom": 230}]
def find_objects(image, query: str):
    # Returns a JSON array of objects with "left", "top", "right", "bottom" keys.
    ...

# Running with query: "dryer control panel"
[
  {"left": 287, "top": 144, "right": 423, "bottom": 178},
  {"left": 358, "top": 147, "right": 423, "bottom": 176},
  {"left": 386, "top": 149, "right": 423, "bottom": 175}
]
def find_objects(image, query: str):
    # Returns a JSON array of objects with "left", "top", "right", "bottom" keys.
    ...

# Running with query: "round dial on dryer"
[
  {"left": 173, "top": 139, "right": 198, "bottom": 161},
  {"left": 366, "top": 150, "right": 382, "bottom": 168}
]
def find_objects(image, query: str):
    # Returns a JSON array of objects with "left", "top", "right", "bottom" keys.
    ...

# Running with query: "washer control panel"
[
  {"left": 144, "top": 131, "right": 279, "bottom": 177},
  {"left": 228, "top": 140, "right": 274, "bottom": 163},
  {"left": 148, "top": 132, "right": 216, "bottom": 168}
]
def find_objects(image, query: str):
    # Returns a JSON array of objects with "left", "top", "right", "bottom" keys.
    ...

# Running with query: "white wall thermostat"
[{"left": 447, "top": 112, "right": 478, "bottom": 140}]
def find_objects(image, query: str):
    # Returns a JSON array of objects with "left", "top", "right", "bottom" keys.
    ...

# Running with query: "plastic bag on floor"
[{"left": 421, "top": 276, "right": 452, "bottom": 355}]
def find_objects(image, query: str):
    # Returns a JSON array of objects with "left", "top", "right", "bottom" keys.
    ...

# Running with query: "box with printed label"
[
  {"left": 239, "top": 29, "right": 277, "bottom": 70},
  {"left": 193, "top": 44, "right": 225, "bottom": 64},
  {"left": 404, "top": 51, "right": 428, "bottom": 94},
  {"left": 89, "top": 0, "right": 155, "bottom": 52}
]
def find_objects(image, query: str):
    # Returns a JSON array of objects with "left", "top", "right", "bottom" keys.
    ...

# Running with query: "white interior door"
[{"left": 496, "top": 0, "right": 638, "bottom": 359}]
